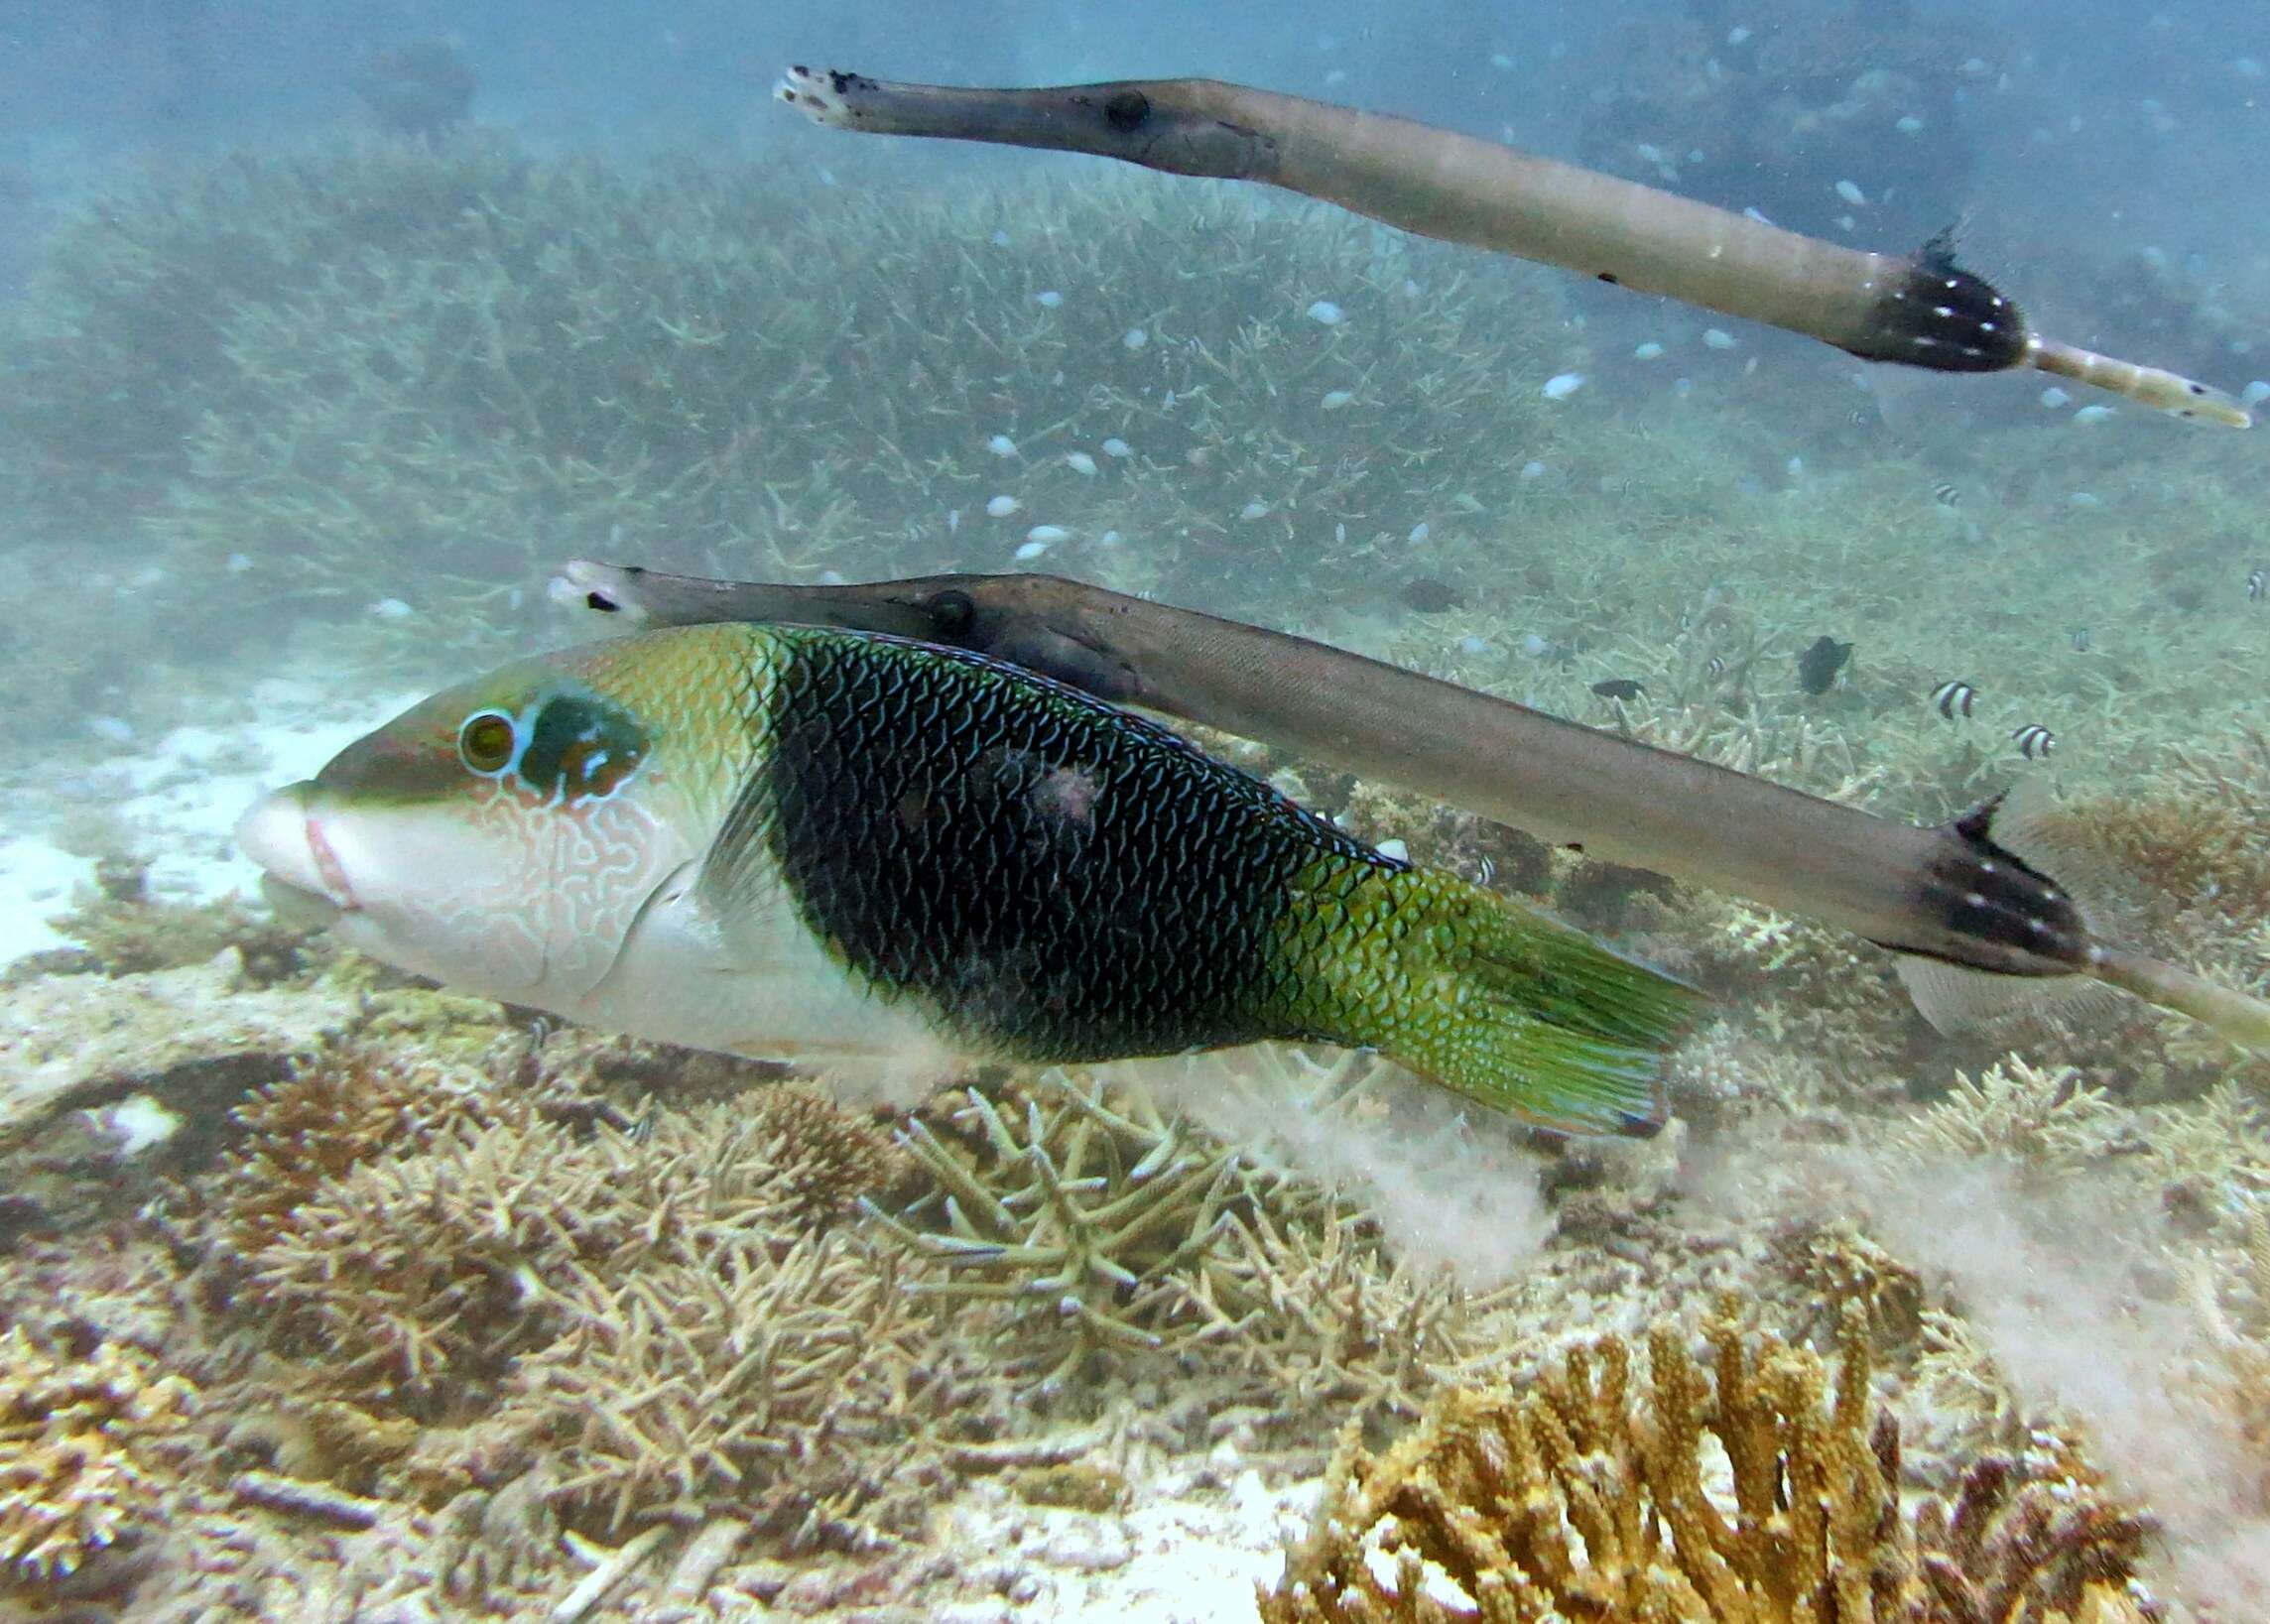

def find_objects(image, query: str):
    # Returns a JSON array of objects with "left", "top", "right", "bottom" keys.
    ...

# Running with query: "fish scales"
[{"left": 752, "top": 625, "right": 1386, "bottom": 1060}]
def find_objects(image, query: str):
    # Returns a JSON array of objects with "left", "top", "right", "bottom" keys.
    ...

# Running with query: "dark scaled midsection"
[{"left": 757, "top": 630, "right": 1388, "bottom": 1061}]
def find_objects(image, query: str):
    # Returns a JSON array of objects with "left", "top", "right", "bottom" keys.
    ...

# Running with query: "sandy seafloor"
[{"left": 0, "top": 676, "right": 419, "bottom": 961}]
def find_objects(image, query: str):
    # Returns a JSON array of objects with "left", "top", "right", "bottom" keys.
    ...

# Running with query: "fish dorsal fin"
[
  {"left": 1894, "top": 782, "right": 2126, "bottom": 1039},
  {"left": 1962, "top": 779, "right": 2136, "bottom": 940},
  {"left": 1916, "top": 222, "right": 1962, "bottom": 275}
]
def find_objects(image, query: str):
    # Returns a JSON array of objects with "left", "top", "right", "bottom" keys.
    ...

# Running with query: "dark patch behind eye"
[{"left": 517, "top": 691, "right": 649, "bottom": 802}]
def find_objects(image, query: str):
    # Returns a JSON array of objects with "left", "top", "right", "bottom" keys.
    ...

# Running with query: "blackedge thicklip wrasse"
[{"left": 237, "top": 621, "right": 1701, "bottom": 1137}]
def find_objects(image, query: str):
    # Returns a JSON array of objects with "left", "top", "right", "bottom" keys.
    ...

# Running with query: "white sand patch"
[
  {"left": 935, "top": 1461, "right": 1320, "bottom": 1621},
  {"left": 0, "top": 679, "right": 417, "bottom": 967}
]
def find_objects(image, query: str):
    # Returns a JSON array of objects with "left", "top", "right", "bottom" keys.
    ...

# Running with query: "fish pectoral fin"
[
  {"left": 692, "top": 756, "right": 786, "bottom": 926},
  {"left": 581, "top": 858, "right": 704, "bottom": 1002}
]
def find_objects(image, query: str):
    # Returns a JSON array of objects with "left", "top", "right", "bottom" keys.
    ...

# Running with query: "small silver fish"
[
  {"left": 2249, "top": 566, "right": 2267, "bottom": 602},
  {"left": 2011, "top": 722, "right": 2057, "bottom": 760},
  {"left": 1930, "top": 680, "right": 1977, "bottom": 719},
  {"left": 2070, "top": 626, "right": 2092, "bottom": 652},
  {"left": 1931, "top": 481, "right": 1962, "bottom": 508}
]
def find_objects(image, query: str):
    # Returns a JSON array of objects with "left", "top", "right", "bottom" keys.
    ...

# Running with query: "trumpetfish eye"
[{"left": 457, "top": 709, "right": 517, "bottom": 774}]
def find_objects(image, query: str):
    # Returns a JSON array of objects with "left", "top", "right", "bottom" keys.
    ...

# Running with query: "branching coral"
[
  {"left": 502, "top": 1229, "right": 946, "bottom": 1537},
  {"left": 228, "top": 1091, "right": 906, "bottom": 1411},
  {"left": 6, "top": 137, "right": 1591, "bottom": 646},
  {"left": 41, "top": 855, "right": 313, "bottom": 983},
  {"left": 196, "top": 1042, "right": 526, "bottom": 1258},
  {"left": 866, "top": 1075, "right": 1255, "bottom": 1392},
  {"left": 1689, "top": 901, "right": 1921, "bottom": 1078},
  {"left": 1259, "top": 1306, "right": 2159, "bottom": 1623},
  {"left": 1188, "top": 1200, "right": 1483, "bottom": 1429},
  {"left": 1883, "top": 1057, "right": 2132, "bottom": 1170},
  {"left": 0, "top": 1327, "right": 194, "bottom": 1585}
]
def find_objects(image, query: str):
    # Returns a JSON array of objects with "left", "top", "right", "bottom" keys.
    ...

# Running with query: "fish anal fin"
[{"left": 1893, "top": 952, "right": 2121, "bottom": 1041}]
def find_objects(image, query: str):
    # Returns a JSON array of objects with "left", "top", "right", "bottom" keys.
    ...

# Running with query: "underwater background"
[{"left": 2, "top": 1, "right": 2268, "bottom": 1618}]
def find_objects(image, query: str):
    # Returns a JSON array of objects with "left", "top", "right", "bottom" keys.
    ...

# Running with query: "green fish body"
[{"left": 237, "top": 624, "right": 1696, "bottom": 1133}]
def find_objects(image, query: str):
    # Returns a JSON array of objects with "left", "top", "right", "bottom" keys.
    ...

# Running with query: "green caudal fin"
[{"left": 1293, "top": 867, "right": 1702, "bottom": 1137}]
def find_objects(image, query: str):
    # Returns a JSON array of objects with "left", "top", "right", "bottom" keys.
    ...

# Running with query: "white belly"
[{"left": 565, "top": 859, "right": 968, "bottom": 1096}]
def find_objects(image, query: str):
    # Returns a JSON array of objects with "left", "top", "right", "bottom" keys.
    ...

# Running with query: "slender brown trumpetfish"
[
  {"left": 774, "top": 64, "right": 2247, "bottom": 427},
  {"left": 560, "top": 562, "right": 2270, "bottom": 1059}
]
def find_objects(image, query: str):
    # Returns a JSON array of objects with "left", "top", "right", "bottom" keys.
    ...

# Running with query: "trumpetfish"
[
  {"left": 774, "top": 65, "right": 2248, "bottom": 428},
  {"left": 558, "top": 562, "right": 2270, "bottom": 1059}
]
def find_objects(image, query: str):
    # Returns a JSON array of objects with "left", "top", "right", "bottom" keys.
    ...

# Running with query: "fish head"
[{"left": 235, "top": 643, "right": 708, "bottom": 1006}]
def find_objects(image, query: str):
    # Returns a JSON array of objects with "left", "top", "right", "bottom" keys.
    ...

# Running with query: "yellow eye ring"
[{"left": 457, "top": 710, "right": 517, "bottom": 774}]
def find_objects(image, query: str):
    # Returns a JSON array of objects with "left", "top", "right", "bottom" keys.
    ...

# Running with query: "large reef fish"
[
  {"left": 775, "top": 65, "right": 2248, "bottom": 427},
  {"left": 559, "top": 563, "right": 2270, "bottom": 1060},
  {"left": 235, "top": 623, "right": 1698, "bottom": 1135}
]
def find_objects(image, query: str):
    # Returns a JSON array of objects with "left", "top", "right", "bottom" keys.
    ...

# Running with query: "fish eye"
[
  {"left": 457, "top": 709, "right": 518, "bottom": 774},
  {"left": 928, "top": 589, "right": 976, "bottom": 635}
]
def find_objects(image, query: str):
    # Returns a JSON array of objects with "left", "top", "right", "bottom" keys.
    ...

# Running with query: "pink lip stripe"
[{"left": 307, "top": 814, "right": 358, "bottom": 910}]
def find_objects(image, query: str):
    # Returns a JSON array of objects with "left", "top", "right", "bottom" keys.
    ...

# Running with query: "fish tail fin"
[
  {"left": 2092, "top": 949, "right": 2270, "bottom": 1058},
  {"left": 1896, "top": 785, "right": 2270, "bottom": 1058},
  {"left": 2026, "top": 333, "right": 2250, "bottom": 427},
  {"left": 1298, "top": 868, "right": 1702, "bottom": 1137}
]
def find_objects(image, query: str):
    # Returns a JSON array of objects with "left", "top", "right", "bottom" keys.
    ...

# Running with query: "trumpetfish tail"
[
  {"left": 2090, "top": 949, "right": 2270, "bottom": 1058},
  {"left": 2025, "top": 334, "right": 2251, "bottom": 428}
]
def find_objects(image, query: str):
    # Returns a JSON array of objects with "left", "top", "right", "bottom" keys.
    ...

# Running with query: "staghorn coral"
[
  {"left": 1690, "top": 900, "right": 1922, "bottom": 1081},
  {"left": 195, "top": 1042, "right": 527, "bottom": 1259},
  {"left": 866, "top": 1074, "right": 1259, "bottom": 1393},
  {"left": 524, "top": 1026, "right": 798, "bottom": 1107},
  {"left": 1768, "top": 1217, "right": 1927, "bottom": 1350},
  {"left": 1259, "top": 1306, "right": 2160, "bottom": 1623},
  {"left": 1333, "top": 778, "right": 1555, "bottom": 897},
  {"left": 2026, "top": 779, "right": 2270, "bottom": 946},
  {"left": 41, "top": 856, "right": 313, "bottom": 984},
  {"left": 1188, "top": 1199, "right": 1486, "bottom": 1432},
  {"left": 866, "top": 1067, "right": 1488, "bottom": 1421},
  {"left": 1884, "top": 1056, "right": 2132, "bottom": 1170},
  {"left": 501, "top": 1228, "right": 947, "bottom": 1538},
  {"left": 5, "top": 137, "right": 1585, "bottom": 637},
  {"left": 0, "top": 1327, "right": 194, "bottom": 1586},
  {"left": 228, "top": 1091, "right": 913, "bottom": 1412}
]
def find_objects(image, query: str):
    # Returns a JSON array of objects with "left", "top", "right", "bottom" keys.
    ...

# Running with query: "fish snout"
[{"left": 235, "top": 783, "right": 354, "bottom": 923}]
